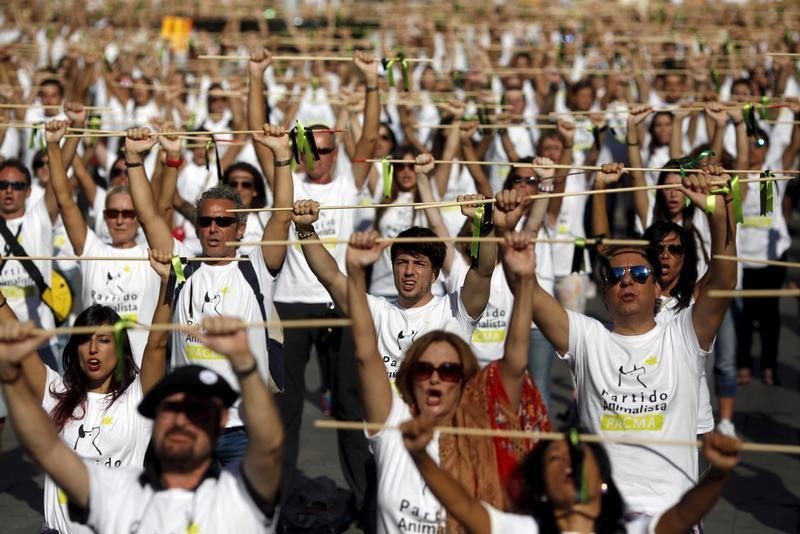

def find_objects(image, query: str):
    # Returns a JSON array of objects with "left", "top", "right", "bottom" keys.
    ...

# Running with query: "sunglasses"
[
  {"left": 0, "top": 180, "right": 29, "bottom": 191},
  {"left": 604, "top": 265, "right": 652, "bottom": 286},
  {"left": 317, "top": 147, "right": 336, "bottom": 155},
  {"left": 510, "top": 176, "right": 536, "bottom": 185},
  {"left": 104, "top": 209, "right": 136, "bottom": 219},
  {"left": 393, "top": 162, "right": 414, "bottom": 171},
  {"left": 655, "top": 243, "right": 684, "bottom": 257},
  {"left": 411, "top": 361, "right": 464, "bottom": 383},
  {"left": 156, "top": 399, "right": 221, "bottom": 421},
  {"left": 198, "top": 216, "right": 237, "bottom": 228},
  {"left": 229, "top": 180, "right": 254, "bottom": 189},
  {"left": 33, "top": 159, "right": 49, "bottom": 169},
  {"left": 110, "top": 167, "right": 128, "bottom": 178},
  {"left": 379, "top": 133, "right": 393, "bottom": 141}
]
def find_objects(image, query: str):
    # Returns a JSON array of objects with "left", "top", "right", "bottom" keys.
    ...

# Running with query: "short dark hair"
[
  {"left": 597, "top": 246, "right": 661, "bottom": 287},
  {"left": 390, "top": 226, "right": 446, "bottom": 274},
  {"left": 223, "top": 161, "right": 268, "bottom": 209},
  {"left": 0, "top": 159, "right": 32, "bottom": 186},
  {"left": 40, "top": 77, "right": 65, "bottom": 97},
  {"left": 643, "top": 222, "right": 697, "bottom": 311},
  {"left": 196, "top": 186, "right": 246, "bottom": 225}
]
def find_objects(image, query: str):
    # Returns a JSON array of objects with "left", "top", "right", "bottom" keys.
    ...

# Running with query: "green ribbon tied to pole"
[
  {"left": 88, "top": 115, "right": 102, "bottom": 131},
  {"left": 567, "top": 428, "right": 590, "bottom": 504},
  {"left": 570, "top": 237, "right": 587, "bottom": 273},
  {"left": 470, "top": 206, "right": 485, "bottom": 260},
  {"left": 29, "top": 123, "right": 43, "bottom": 150},
  {"left": 204, "top": 138, "right": 213, "bottom": 171},
  {"left": 170, "top": 255, "right": 186, "bottom": 283},
  {"left": 675, "top": 149, "right": 714, "bottom": 207},
  {"left": 759, "top": 169, "right": 775, "bottom": 217},
  {"left": 381, "top": 157, "right": 394, "bottom": 199},
  {"left": 383, "top": 53, "right": 410, "bottom": 92},
  {"left": 706, "top": 175, "right": 743, "bottom": 223},
  {"left": 758, "top": 96, "right": 770, "bottom": 121},
  {"left": 290, "top": 120, "right": 319, "bottom": 171},
  {"left": 113, "top": 319, "right": 137, "bottom": 381}
]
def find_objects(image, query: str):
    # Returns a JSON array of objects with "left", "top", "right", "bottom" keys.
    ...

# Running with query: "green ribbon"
[
  {"left": 711, "top": 68, "right": 721, "bottom": 92},
  {"left": 381, "top": 157, "right": 393, "bottom": 198},
  {"left": 470, "top": 205, "right": 485, "bottom": 260},
  {"left": 292, "top": 120, "right": 316, "bottom": 170},
  {"left": 758, "top": 96, "right": 770, "bottom": 121},
  {"left": 759, "top": 169, "right": 775, "bottom": 216},
  {"left": 706, "top": 175, "right": 743, "bottom": 223},
  {"left": 88, "top": 115, "right": 102, "bottom": 130},
  {"left": 29, "top": 123, "right": 42, "bottom": 150},
  {"left": 204, "top": 138, "right": 213, "bottom": 171},
  {"left": 676, "top": 150, "right": 714, "bottom": 209},
  {"left": 113, "top": 319, "right": 136, "bottom": 381},
  {"left": 383, "top": 53, "right": 410, "bottom": 91},
  {"left": 568, "top": 428, "right": 590, "bottom": 504},
  {"left": 170, "top": 255, "right": 186, "bottom": 283}
]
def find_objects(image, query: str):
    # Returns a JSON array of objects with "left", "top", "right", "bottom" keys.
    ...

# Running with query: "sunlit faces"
[
  {"left": 131, "top": 79, "right": 152, "bottom": 107},
  {"left": 153, "top": 392, "right": 226, "bottom": 469},
  {"left": 226, "top": 171, "right": 257, "bottom": 208},
  {"left": 0, "top": 165, "right": 31, "bottom": 218},
  {"left": 411, "top": 341, "right": 465, "bottom": 423},
  {"left": 661, "top": 173, "right": 685, "bottom": 219},
  {"left": 302, "top": 131, "right": 338, "bottom": 182},
  {"left": 651, "top": 114, "right": 673, "bottom": 146},
  {"left": 730, "top": 81, "right": 753, "bottom": 102},
  {"left": 655, "top": 232, "right": 684, "bottom": 289},
  {"left": 104, "top": 192, "right": 139, "bottom": 247},
  {"left": 39, "top": 83, "right": 63, "bottom": 116},
  {"left": 504, "top": 89, "right": 526, "bottom": 116},
  {"left": 376, "top": 125, "right": 395, "bottom": 158},
  {"left": 77, "top": 330, "right": 118, "bottom": 392},
  {"left": 197, "top": 198, "right": 244, "bottom": 258},
  {"left": 393, "top": 153, "right": 416, "bottom": 192},
  {"left": 507, "top": 167, "right": 540, "bottom": 196},
  {"left": 543, "top": 441, "right": 603, "bottom": 511},
  {"left": 392, "top": 252, "right": 437, "bottom": 307},
  {"left": 538, "top": 136, "right": 565, "bottom": 163},
  {"left": 661, "top": 74, "right": 684, "bottom": 103},
  {"left": 573, "top": 86, "right": 594, "bottom": 112},
  {"left": 109, "top": 162, "right": 130, "bottom": 188},
  {"left": 602, "top": 251, "right": 659, "bottom": 320}
]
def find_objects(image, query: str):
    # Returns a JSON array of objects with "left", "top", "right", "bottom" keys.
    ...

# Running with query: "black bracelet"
[
  {"left": 233, "top": 360, "right": 259, "bottom": 380},
  {"left": 366, "top": 86, "right": 379, "bottom": 92},
  {"left": 274, "top": 158, "right": 292, "bottom": 167},
  {"left": 125, "top": 160, "right": 143, "bottom": 168}
]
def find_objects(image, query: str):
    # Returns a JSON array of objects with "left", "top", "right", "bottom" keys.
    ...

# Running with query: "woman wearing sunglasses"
[
  {"left": 0, "top": 247, "right": 172, "bottom": 534},
  {"left": 401, "top": 415, "right": 742, "bottom": 534},
  {"left": 45, "top": 120, "right": 175, "bottom": 364},
  {"left": 347, "top": 230, "right": 550, "bottom": 532},
  {"left": 220, "top": 162, "right": 269, "bottom": 256}
]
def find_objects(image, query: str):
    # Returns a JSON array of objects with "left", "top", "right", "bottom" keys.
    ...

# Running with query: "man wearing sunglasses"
[
  {"left": 529, "top": 167, "right": 738, "bottom": 519},
  {"left": 0, "top": 316, "right": 283, "bottom": 533},
  {"left": 124, "top": 124, "right": 293, "bottom": 469}
]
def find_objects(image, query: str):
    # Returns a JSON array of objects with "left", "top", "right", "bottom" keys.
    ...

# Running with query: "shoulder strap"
[
  {"left": 0, "top": 217, "right": 50, "bottom": 294},
  {"left": 237, "top": 258, "right": 284, "bottom": 389}
]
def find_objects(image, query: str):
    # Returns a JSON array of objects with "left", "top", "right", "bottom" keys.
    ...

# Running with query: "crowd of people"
[{"left": 1, "top": 1, "right": 798, "bottom": 532}]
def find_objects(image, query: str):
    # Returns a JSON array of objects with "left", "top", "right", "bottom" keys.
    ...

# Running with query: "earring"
[{"left": 600, "top": 482, "right": 608, "bottom": 494}]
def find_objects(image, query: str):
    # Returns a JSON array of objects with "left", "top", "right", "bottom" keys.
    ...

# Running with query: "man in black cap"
[{"left": 0, "top": 316, "right": 282, "bottom": 533}]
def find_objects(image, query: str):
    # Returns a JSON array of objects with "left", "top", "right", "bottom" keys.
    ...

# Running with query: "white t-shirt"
[
  {"left": 42, "top": 367, "right": 151, "bottom": 534},
  {"left": 369, "top": 191, "right": 428, "bottom": 297},
  {"left": 79, "top": 229, "right": 162, "bottom": 364},
  {"left": 172, "top": 246, "right": 277, "bottom": 427},
  {"left": 655, "top": 297, "right": 714, "bottom": 434},
  {"left": 366, "top": 292, "right": 479, "bottom": 381},
  {"left": 0, "top": 198, "right": 54, "bottom": 327},
  {"left": 563, "top": 307, "right": 708, "bottom": 516},
  {"left": 275, "top": 173, "right": 359, "bottom": 303},
  {"left": 237, "top": 212, "right": 269, "bottom": 257},
  {"left": 482, "top": 502, "right": 658, "bottom": 534},
  {"left": 84, "top": 463, "right": 277, "bottom": 533},
  {"left": 548, "top": 173, "right": 592, "bottom": 276},
  {"left": 370, "top": 391, "right": 444, "bottom": 534}
]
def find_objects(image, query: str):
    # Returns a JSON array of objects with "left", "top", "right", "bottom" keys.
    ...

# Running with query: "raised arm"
[
  {"left": 498, "top": 232, "right": 536, "bottom": 411},
  {"left": 345, "top": 232, "right": 393, "bottom": 426},
  {"left": 728, "top": 104, "right": 748, "bottom": 172},
  {"left": 0, "top": 293, "right": 46, "bottom": 400},
  {"left": 458, "top": 194, "right": 497, "bottom": 319},
  {"left": 62, "top": 101, "right": 86, "bottom": 169},
  {"left": 687, "top": 166, "right": 737, "bottom": 350},
  {"left": 194, "top": 316, "right": 282, "bottom": 506},
  {"left": 291, "top": 200, "right": 349, "bottom": 313},
  {"left": 458, "top": 123, "right": 493, "bottom": 198},
  {"left": 670, "top": 106, "right": 691, "bottom": 159},
  {"left": 45, "top": 120, "right": 89, "bottom": 255},
  {"left": 626, "top": 105, "right": 652, "bottom": 228},
  {"left": 154, "top": 126, "right": 183, "bottom": 226},
  {"left": 247, "top": 50, "right": 276, "bottom": 190},
  {"left": 252, "top": 124, "right": 294, "bottom": 272},
  {"left": 415, "top": 154, "right": 456, "bottom": 272},
  {"left": 704, "top": 102, "right": 728, "bottom": 164},
  {"left": 432, "top": 101, "right": 464, "bottom": 198},
  {"left": 138, "top": 249, "right": 172, "bottom": 394},
  {"left": 0, "top": 323, "right": 90, "bottom": 510},
  {"left": 590, "top": 163, "right": 625, "bottom": 256},
  {"left": 401, "top": 415, "right": 490, "bottom": 534},
  {"left": 655, "top": 433, "right": 741, "bottom": 533},
  {"left": 351, "top": 51, "right": 380, "bottom": 190},
  {"left": 124, "top": 128, "right": 174, "bottom": 253}
]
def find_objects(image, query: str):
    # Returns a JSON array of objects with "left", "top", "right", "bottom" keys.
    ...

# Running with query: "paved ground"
[{"left": 2, "top": 219, "right": 799, "bottom": 533}]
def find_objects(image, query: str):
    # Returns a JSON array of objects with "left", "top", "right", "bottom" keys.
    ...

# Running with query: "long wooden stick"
[
  {"left": 227, "top": 236, "right": 648, "bottom": 248},
  {"left": 714, "top": 255, "right": 800, "bottom": 269},
  {"left": 313, "top": 420, "right": 800, "bottom": 454},
  {"left": 64, "top": 128, "right": 345, "bottom": 139},
  {"left": 39, "top": 318, "right": 351, "bottom": 337},
  {"left": 198, "top": 54, "right": 433, "bottom": 63},
  {"left": 416, "top": 123, "right": 557, "bottom": 130},
  {"left": 708, "top": 289, "right": 800, "bottom": 298},
  {"left": 0, "top": 255, "right": 250, "bottom": 262},
  {"left": 0, "top": 104, "right": 109, "bottom": 111}
]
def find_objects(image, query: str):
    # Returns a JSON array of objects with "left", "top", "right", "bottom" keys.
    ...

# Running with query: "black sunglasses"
[
  {"left": 104, "top": 209, "right": 136, "bottom": 219},
  {"left": 393, "top": 162, "right": 414, "bottom": 171},
  {"left": 156, "top": 399, "right": 221, "bottom": 422},
  {"left": 604, "top": 265, "right": 652, "bottom": 286},
  {"left": 411, "top": 361, "right": 464, "bottom": 383},
  {"left": 0, "top": 180, "right": 29, "bottom": 191},
  {"left": 655, "top": 243, "right": 684, "bottom": 257},
  {"left": 198, "top": 216, "right": 237, "bottom": 228},
  {"left": 317, "top": 147, "right": 336, "bottom": 155},
  {"left": 229, "top": 180, "right": 254, "bottom": 189},
  {"left": 110, "top": 167, "right": 128, "bottom": 178}
]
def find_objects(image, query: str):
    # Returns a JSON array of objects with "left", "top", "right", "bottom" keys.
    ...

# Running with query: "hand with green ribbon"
[{"left": 681, "top": 164, "right": 728, "bottom": 216}]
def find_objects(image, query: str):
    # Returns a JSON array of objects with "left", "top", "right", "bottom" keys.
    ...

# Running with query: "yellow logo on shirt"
[
  {"left": 472, "top": 329, "right": 505, "bottom": 343},
  {"left": 57, "top": 488, "right": 68, "bottom": 504},
  {"left": 186, "top": 344, "right": 226, "bottom": 361},
  {"left": 101, "top": 416, "right": 113, "bottom": 426},
  {"left": 600, "top": 414, "right": 664, "bottom": 431},
  {"left": 643, "top": 354, "right": 659, "bottom": 366}
]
